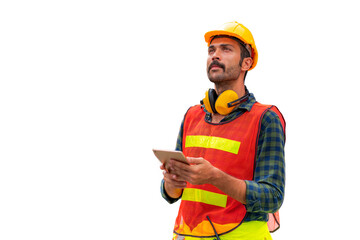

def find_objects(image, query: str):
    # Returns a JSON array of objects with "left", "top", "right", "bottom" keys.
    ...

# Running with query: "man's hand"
[
  {"left": 167, "top": 157, "right": 219, "bottom": 185},
  {"left": 167, "top": 157, "right": 247, "bottom": 204},
  {"left": 162, "top": 157, "right": 247, "bottom": 204},
  {"left": 160, "top": 163, "right": 186, "bottom": 199}
]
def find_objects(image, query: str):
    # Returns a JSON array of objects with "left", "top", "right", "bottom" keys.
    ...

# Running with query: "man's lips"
[{"left": 211, "top": 65, "right": 221, "bottom": 69}]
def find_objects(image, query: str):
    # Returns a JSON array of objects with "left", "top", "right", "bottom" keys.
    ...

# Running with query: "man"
[{"left": 160, "top": 21, "right": 286, "bottom": 240}]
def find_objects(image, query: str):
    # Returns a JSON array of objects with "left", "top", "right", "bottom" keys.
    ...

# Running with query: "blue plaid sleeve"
[
  {"left": 175, "top": 118, "right": 184, "bottom": 152},
  {"left": 244, "top": 109, "right": 285, "bottom": 215}
]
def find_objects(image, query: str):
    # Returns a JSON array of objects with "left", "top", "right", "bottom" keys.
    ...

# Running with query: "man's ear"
[{"left": 241, "top": 57, "right": 254, "bottom": 71}]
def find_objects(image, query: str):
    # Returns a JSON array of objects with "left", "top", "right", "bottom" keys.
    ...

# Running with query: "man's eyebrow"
[
  {"left": 219, "top": 44, "right": 234, "bottom": 48},
  {"left": 209, "top": 44, "right": 234, "bottom": 48}
]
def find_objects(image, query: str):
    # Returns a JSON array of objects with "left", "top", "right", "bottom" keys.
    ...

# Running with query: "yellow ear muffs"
[
  {"left": 214, "top": 90, "right": 239, "bottom": 115},
  {"left": 202, "top": 89, "right": 239, "bottom": 115}
]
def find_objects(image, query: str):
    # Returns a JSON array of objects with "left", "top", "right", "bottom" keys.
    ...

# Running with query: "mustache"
[{"left": 208, "top": 60, "right": 225, "bottom": 72}]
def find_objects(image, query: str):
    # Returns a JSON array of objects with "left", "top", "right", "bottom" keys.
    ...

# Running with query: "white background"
[{"left": 1, "top": 0, "right": 359, "bottom": 239}]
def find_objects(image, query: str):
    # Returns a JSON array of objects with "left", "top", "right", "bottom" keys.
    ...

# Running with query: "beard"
[{"left": 207, "top": 60, "right": 242, "bottom": 83}]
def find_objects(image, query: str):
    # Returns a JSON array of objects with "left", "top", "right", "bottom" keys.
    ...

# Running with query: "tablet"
[{"left": 153, "top": 149, "right": 189, "bottom": 165}]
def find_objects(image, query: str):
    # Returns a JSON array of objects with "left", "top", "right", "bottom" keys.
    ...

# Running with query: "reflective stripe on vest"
[
  {"left": 185, "top": 135, "right": 241, "bottom": 154},
  {"left": 182, "top": 188, "right": 227, "bottom": 208}
]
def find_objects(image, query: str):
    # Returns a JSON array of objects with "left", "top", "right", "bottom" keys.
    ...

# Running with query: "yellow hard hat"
[{"left": 204, "top": 21, "right": 258, "bottom": 70}]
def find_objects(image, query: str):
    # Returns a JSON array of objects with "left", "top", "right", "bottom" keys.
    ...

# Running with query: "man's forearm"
[
  {"left": 210, "top": 167, "right": 283, "bottom": 213},
  {"left": 210, "top": 167, "right": 247, "bottom": 205}
]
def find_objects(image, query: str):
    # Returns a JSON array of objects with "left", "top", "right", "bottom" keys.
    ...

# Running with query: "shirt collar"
[{"left": 233, "top": 92, "right": 256, "bottom": 112}]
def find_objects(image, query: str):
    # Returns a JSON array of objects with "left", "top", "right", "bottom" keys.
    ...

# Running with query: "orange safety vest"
[{"left": 173, "top": 103, "right": 285, "bottom": 238}]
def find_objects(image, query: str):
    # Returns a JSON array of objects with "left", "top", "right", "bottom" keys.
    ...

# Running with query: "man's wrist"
[
  {"left": 209, "top": 166, "right": 223, "bottom": 186},
  {"left": 161, "top": 179, "right": 182, "bottom": 204},
  {"left": 164, "top": 181, "right": 183, "bottom": 199}
]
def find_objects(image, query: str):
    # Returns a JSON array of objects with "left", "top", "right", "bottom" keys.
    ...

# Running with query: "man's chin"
[{"left": 208, "top": 74, "right": 226, "bottom": 83}]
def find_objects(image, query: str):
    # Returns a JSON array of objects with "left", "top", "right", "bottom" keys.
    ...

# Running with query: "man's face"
[{"left": 207, "top": 37, "right": 242, "bottom": 84}]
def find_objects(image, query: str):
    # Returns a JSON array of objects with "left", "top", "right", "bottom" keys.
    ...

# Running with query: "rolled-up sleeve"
[{"left": 244, "top": 110, "right": 285, "bottom": 213}]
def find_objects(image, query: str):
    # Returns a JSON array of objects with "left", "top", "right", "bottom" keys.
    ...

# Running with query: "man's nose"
[{"left": 211, "top": 49, "right": 221, "bottom": 61}]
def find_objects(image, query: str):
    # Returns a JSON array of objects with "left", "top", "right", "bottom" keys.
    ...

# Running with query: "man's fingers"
[
  {"left": 169, "top": 159, "right": 191, "bottom": 173},
  {"left": 160, "top": 163, "right": 165, "bottom": 170},
  {"left": 163, "top": 171, "right": 187, "bottom": 185}
]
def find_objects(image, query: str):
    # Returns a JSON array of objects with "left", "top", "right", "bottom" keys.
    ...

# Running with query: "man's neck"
[
  {"left": 214, "top": 81, "right": 246, "bottom": 98},
  {"left": 213, "top": 71, "right": 246, "bottom": 96},
  {"left": 211, "top": 113, "right": 225, "bottom": 124}
]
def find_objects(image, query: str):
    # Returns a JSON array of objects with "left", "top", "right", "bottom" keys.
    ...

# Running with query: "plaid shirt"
[{"left": 161, "top": 92, "right": 285, "bottom": 222}]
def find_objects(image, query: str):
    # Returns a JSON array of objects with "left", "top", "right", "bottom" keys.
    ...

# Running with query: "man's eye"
[{"left": 208, "top": 49, "right": 215, "bottom": 54}]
